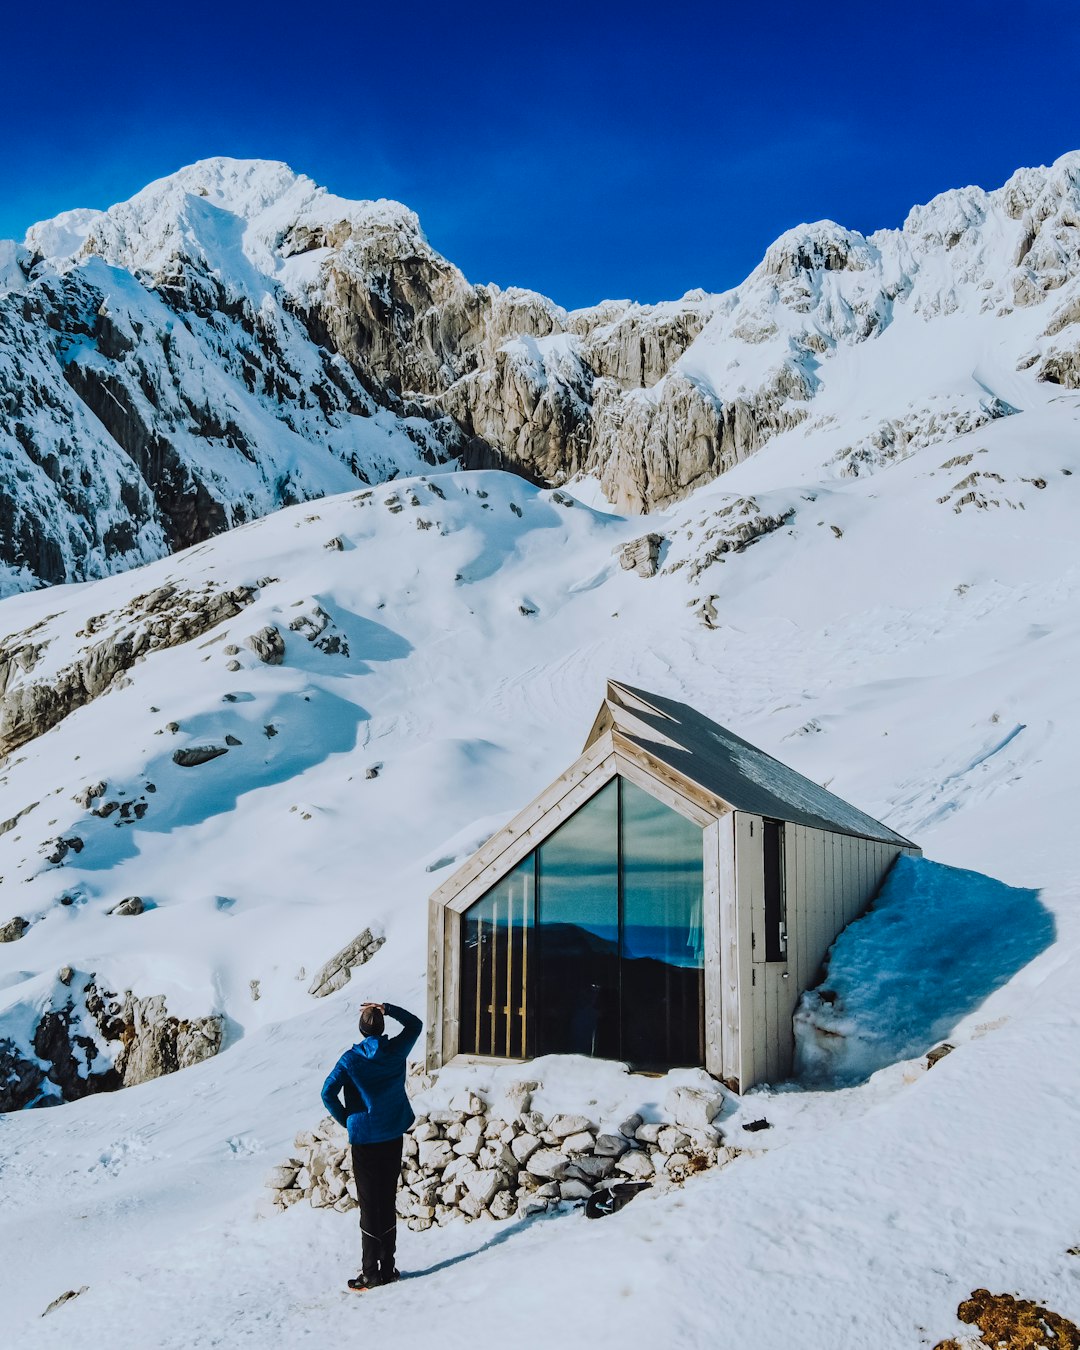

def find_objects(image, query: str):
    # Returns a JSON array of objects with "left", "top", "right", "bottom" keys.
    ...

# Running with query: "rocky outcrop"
[
  {"left": 0, "top": 580, "right": 255, "bottom": 758},
  {"left": 267, "top": 1079, "right": 736, "bottom": 1227},
  {"left": 307, "top": 928, "right": 386, "bottom": 998},
  {"left": 665, "top": 496, "right": 796, "bottom": 582},
  {"left": 0, "top": 975, "right": 223, "bottom": 1111},
  {"left": 113, "top": 994, "right": 222, "bottom": 1088}
]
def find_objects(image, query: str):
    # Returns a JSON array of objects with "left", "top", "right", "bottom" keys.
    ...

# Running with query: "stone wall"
[{"left": 266, "top": 1079, "right": 738, "bottom": 1228}]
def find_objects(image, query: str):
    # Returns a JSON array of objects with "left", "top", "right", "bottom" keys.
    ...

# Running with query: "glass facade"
[{"left": 459, "top": 776, "right": 705, "bottom": 1071}]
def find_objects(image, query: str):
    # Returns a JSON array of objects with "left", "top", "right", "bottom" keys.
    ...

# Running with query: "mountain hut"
[{"left": 426, "top": 681, "right": 919, "bottom": 1092}]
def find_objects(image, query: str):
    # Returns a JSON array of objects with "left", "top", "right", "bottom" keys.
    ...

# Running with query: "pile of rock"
[{"left": 267, "top": 1081, "right": 736, "bottom": 1228}]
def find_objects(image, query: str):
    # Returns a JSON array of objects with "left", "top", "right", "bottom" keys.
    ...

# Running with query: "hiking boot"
[
  {"left": 347, "top": 1273, "right": 379, "bottom": 1293},
  {"left": 380, "top": 1268, "right": 401, "bottom": 1285}
]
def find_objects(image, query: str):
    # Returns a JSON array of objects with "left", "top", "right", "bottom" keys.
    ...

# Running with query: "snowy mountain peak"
[{"left": 4, "top": 150, "right": 1080, "bottom": 595}]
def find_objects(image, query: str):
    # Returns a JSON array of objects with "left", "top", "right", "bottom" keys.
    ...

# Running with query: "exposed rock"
[
  {"left": 244, "top": 625, "right": 285, "bottom": 665},
  {"left": 548, "top": 1113, "right": 594, "bottom": 1139},
  {"left": 616, "top": 1150, "right": 655, "bottom": 1180},
  {"left": 926, "top": 1042, "right": 954, "bottom": 1068},
  {"left": 0, "top": 801, "right": 38, "bottom": 835},
  {"left": 0, "top": 1036, "right": 46, "bottom": 1111},
  {"left": 616, "top": 533, "right": 664, "bottom": 577},
  {"left": 107, "top": 896, "right": 145, "bottom": 917},
  {"left": 665, "top": 1084, "right": 725, "bottom": 1132},
  {"left": 593, "top": 1133, "right": 630, "bottom": 1158},
  {"left": 42, "top": 1287, "right": 89, "bottom": 1317},
  {"left": 307, "top": 927, "right": 385, "bottom": 998},
  {"left": 0, "top": 915, "right": 29, "bottom": 942},
  {"left": 525, "top": 1148, "right": 570, "bottom": 1181},
  {"left": 172, "top": 745, "right": 228, "bottom": 767},
  {"left": 0, "top": 583, "right": 255, "bottom": 758},
  {"left": 114, "top": 994, "right": 223, "bottom": 1087}
]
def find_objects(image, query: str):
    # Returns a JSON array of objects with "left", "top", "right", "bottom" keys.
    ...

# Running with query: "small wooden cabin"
[{"left": 426, "top": 681, "right": 918, "bottom": 1092}]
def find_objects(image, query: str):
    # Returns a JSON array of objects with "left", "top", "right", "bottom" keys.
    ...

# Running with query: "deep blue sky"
[{"left": 3, "top": 0, "right": 1078, "bottom": 309}]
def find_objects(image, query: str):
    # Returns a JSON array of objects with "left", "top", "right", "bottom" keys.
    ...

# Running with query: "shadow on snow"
[{"left": 793, "top": 854, "right": 1055, "bottom": 1086}]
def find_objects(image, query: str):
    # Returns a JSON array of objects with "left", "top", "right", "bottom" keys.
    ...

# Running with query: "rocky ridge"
[{"left": 5, "top": 152, "right": 1080, "bottom": 590}]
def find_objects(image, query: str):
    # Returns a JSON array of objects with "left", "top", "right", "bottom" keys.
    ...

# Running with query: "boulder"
[
  {"left": 511, "top": 1133, "right": 542, "bottom": 1165},
  {"left": 657, "top": 1127, "right": 692, "bottom": 1155},
  {"left": 0, "top": 916, "right": 29, "bottom": 942},
  {"left": 265, "top": 1164, "right": 300, "bottom": 1190},
  {"left": 525, "top": 1149, "right": 569, "bottom": 1181},
  {"left": 107, "top": 896, "right": 145, "bottom": 917},
  {"left": 665, "top": 1085, "right": 725, "bottom": 1133},
  {"left": 463, "top": 1168, "right": 506, "bottom": 1207},
  {"left": 593, "top": 1133, "right": 629, "bottom": 1158},
  {"left": 306, "top": 927, "right": 385, "bottom": 998},
  {"left": 559, "top": 1179, "right": 592, "bottom": 1201},
  {"left": 567, "top": 1155, "right": 615, "bottom": 1183},
  {"left": 549, "top": 1113, "right": 593, "bottom": 1139},
  {"left": 417, "top": 1140, "right": 454, "bottom": 1171},
  {"left": 172, "top": 745, "right": 228, "bottom": 767},
  {"left": 616, "top": 1150, "right": 655, "bottom": 1180},
  {"left": 561, "top": 1130, "right": 595, "bottom": 1155},
  {"left": 245, "top": 626, "right": 285, "bottom": 665},
  {"left": 616, "top": 532, "right": 665, "bottom": 577},
  {"left": 489, "top": 1189, "right": 517, "bottom": 1220},
  {"left": 618, "top": 1113, "right": 644, "bottom": 1138},
  {"left": 449, "top": 1089, "right": 486, "bottom": 1115}
]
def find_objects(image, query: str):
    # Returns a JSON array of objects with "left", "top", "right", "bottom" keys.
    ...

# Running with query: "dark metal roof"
[{"left": 589, "top": 681, "right": 914, "bottom": 846}]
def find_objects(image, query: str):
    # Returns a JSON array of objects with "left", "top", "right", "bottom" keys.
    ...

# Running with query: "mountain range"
[{"left": 3, "top": 152, "right": 1080, "bottom": 592}]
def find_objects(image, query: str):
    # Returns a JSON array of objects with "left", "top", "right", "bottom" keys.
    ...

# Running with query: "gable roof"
[{"left": 585, "top": 681, "right": 914, "bottom": 846}]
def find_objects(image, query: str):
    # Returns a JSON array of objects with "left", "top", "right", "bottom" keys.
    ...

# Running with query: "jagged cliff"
[{"left": 3, "top": 152, "right": 1080, "bottom": 591}]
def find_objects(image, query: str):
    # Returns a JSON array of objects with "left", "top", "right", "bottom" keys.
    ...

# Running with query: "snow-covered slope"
[
  {"left": 5, "top": 152, "right": 1080, "bottom": 592},
  {"left": 0, "top": 335, "right": 1078, "bottom": 1343}
]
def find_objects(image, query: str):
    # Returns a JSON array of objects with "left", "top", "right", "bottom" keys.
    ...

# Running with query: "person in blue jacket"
[{"left": 321, "top": 1000, "right": 422, "bottom": 1291}]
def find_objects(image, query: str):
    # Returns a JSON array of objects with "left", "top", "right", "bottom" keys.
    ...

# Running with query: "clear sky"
[{"left": 3, "top": 0, "right": 1079, "bottom": 309}]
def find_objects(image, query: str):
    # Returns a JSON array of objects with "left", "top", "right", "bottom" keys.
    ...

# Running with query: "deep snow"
[{"left": 0, "top": 310, "right": 1079, "bottom": 1343}]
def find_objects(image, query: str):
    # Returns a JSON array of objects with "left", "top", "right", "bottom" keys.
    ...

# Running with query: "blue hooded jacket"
[{"left": 321, "top": 1002, "right": 422, "bottom": 1145}]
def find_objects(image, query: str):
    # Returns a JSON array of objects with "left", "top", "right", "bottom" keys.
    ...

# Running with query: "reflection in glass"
[
  {"left": 619, "top": 779, "right": 705, "bottom": 1068},
  {"left": 458, "top": 776, "right": 705, "bottom": 1071},
  {"left": 459, "top": 857, "right": 534, "bottom": 1058},
  {"left": 537, "top": 778, "right": 619, "bottom": 1058}
]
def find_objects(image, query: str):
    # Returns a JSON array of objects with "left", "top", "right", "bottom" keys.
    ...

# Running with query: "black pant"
[{"left": 351, "top": 1136, "right": 404, "bottom": 1283}]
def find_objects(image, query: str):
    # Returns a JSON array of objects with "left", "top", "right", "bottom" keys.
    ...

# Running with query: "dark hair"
[{"left": 359, "top": 1006, "right": 385, "bottom": 1037}]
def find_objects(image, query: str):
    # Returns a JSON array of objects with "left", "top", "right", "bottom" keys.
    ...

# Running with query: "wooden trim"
[
  {"left": 702, "top": 818, "right": 722, "bottom": 1078},
  {"left": 734, "top": 813, "right": 763, "bottom": 1088},
  {"left": 425, "top": 899, "right": 443, "bottom": 1070},
  {"left": 717, "top": 812, "right": 739, "bottom": 1087},
  {"left": 443, "top": 1053, "right": 525, "bottom": 1070},
  {"left": 445, "top": 909, "right": 463, "bottom": 1062},
  {"left": 610, "top": 731, "right": 731, "bottom": 820},
  {"left": 610, "top": 748, "right": 719, "bottom": 827}
]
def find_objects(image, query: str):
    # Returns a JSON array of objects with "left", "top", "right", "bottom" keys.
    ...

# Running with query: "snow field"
[{"left": 0, "top": 377, "right": 1078, "bottom": 1345}]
